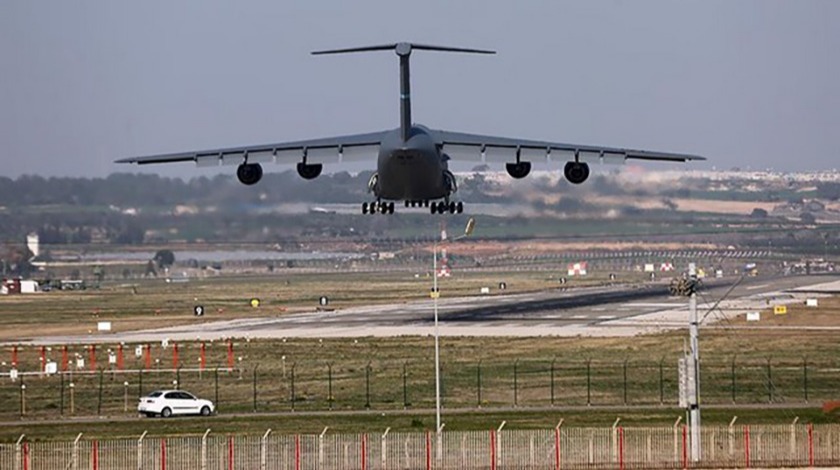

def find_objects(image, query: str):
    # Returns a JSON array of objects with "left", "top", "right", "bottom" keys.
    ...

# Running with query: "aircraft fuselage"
[{"left": 375, "top": 125, "right": 450, "bottom": 201}]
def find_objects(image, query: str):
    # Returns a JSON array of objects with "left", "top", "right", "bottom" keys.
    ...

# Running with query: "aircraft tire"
[
  {"left": 362, "top": 202, "right": 369, "bottom": 214},
  {"left": 457, "top": 202, "right": 464, "bottom": 214}
]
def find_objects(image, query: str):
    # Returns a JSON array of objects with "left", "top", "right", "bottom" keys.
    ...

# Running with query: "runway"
[{"left": 24, "top": 275, "right": 840, "bottom": 344}]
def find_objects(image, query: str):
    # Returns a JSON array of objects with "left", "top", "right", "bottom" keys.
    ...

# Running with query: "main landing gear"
[
  {"left": 361, "top": 200, "right": 464, "bottom": 214},
  {"left": 430, "top": 200, "right": 463, "bottom": 215},
  {"left": 362, "top": 201, "right": 394, "bottom": 214}
]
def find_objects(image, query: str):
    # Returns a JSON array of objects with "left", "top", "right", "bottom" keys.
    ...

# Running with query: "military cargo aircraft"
[{"left": 117, "top": 42, "right": 704, "bottom": 215}]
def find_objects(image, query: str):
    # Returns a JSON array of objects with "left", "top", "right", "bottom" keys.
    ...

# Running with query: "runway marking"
[
  {"left": 746, "top": 284, "right": 769, "bottom": 291},
  {"left": 571, "top": 315, "right": 588, "bottom": 320},
  {"left": 621, "top": 303, "right": 681, "bottom": 308},
  {"left": 597, "top": 315, "right": 617, "bottom": 320}
]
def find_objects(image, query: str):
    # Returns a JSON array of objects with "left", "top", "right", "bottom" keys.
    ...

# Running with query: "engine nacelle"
[
  {"left": 297, "top": 162, "right": 323, "bottom": 180},
  {"left": 236, "top": 163, "right": 263, "bottom": 185},
  {"left": 505, "top": 161, "right": 531, "bottom": 179},
  {"left": 564, "top": 161, "right": 590, "bottom": 184}
]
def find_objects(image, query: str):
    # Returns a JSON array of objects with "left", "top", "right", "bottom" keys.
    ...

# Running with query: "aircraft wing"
[
  {"left": 115, "top": 131, "right": 388, "bottom": 167},
  {"left": 432, "top": 130, "right": 704, "bottom": 164}
]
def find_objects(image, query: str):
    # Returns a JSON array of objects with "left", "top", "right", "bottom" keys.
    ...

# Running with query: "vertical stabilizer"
[{"left": 312, "top": 42, "right": 495, "bottom": 143}]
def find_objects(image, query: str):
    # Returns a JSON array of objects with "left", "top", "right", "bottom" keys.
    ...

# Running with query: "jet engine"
[
  {"left": 564, "top": 161, "right": 590, "bottom": 184},
  {"left": 236, "top": 163, "right": 263, "bottom": 185},
  {"left": 505, "top": 161, "right": 531, "bottom": 179},
  {"left": 297, "top": 162, "right": 323, "bottom": 180}
]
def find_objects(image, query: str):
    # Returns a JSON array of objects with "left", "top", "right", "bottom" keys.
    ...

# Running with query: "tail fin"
[{"left": 312, "top": 42, "right": 495, "bottom": 142}]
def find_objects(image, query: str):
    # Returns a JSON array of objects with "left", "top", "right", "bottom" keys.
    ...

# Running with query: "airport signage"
[{"left": 194, "top": 305, "right": 205, "bottom": 316}]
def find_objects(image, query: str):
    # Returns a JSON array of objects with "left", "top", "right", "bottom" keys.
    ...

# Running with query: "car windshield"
[{"left": 147, "top": 391, "right": 163, "bottom": 398}]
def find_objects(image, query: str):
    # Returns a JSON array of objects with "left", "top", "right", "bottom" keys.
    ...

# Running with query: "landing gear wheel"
[
  {"left": 430, "top": 202, "right": 438, "bottom": 214},
  {"left": 362, "top": 202, "right": 369, "bottom": 214},
  {"left": 448, "top": 202, "right": 456, "bottom": 214},
  {"left": 456, "top": 202, "right": 464, "bottom": 214}
]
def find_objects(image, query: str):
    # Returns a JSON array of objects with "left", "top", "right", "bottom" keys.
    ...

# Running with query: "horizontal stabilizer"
[{"left": 312, "top": 42, "right": 495, "bottom": 57}]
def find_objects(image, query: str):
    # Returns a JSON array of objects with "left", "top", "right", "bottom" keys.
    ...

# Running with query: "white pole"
[
  {"left": 689, "top": 267, "right": 701, "bottom": 462},
  {"left": 433, "top": 241, "right": 443, "bottom": 460}
]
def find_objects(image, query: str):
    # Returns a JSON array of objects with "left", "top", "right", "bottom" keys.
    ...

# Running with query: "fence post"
[
  {"left": 252, "top": 365, "right": 258, "bottom": 412},
  {"left": 97, "top": 368, "right": 104, "bottom": 416},
  {"left": 214, "top": 368, "right": 219, "bottom": 412},
  {"left": 138, "top": 369, "right": 143, "bottom": 399},
  {"left": 161, "top": 438, "right": 167, "bottom": 470},
  {"left": 803, "top": 357, "right": 809, "bottom": 403},
  {"left": 319, "top": 427, "right": 328, "bottom": 467},
  {"left": 767, "top": 358, "right": 773, "bottom": 403},
  {"left": 403, "top": 362, "right": 408, "bottom": 409},
  {"left": 361, "top": 433, "right": 367, "bottom": 470},
  {"left": 477, "top": 360, "right": 482, "bottom": 408},
  {"left": 619, "top": 427, "right": 625, "bottom": 470},
  {"left": 682, "top": 424, "right": 687, "bottom": 470},
  {"left": 586, "top": 359, "right": 591, "bottom": 406},
  {"left": 790, "top": 417, "right": 799, "bottom": 458},
  {"left": 227, "top": 436, "right": 233, "bottom": 470},
  {"left": 659, "top": 358, "right": 665, "bottom": 405},
  {"left": 19, "top": 381, "right": 25, "bottom": 417},
  {"left": 201, "top": 429, "right": 210, "bottom": 470},
  {"left": 328, "top": 363, "right": 334, "bottom": 410},
  {"left": 728, "top": 416, "right": 737, "bottom": 457},
  {"left": 555, "top": 421, "right": 563, "bottom": 470},
  {"left": 623, "top": 360, "right": 628, "bottom": 405},
  {"left": 295, "top": 434, "right": 301, "bottom": 470},
  {"left": 744, "top": 425, "right": 750, "bottom": 469},
  {"left": 365, "top": 362, "right": 372, "bottom": 409},
  {"left": 731, "top": 356, "right": 737, "bottom": 403},
  {"left": 72, "top": 433, "right": 82, "bottom": 470},
  {"left": 137, "top": 431, "right": 146, "bottom": 470},
  {"left": 513, "top": 359, "right": 519, "bottom": 407},
  {"left": 808, "top": 423, "right": 814, "bottom": 467},
  {"left": 490, "top": 430, "right": 497, "bottom": 470},
  {"left": 291, "top": 363, "right": 296, "bottom": 412},
  {"left": 550, "top": 358, "right": 556, "bottom": 406},
  {"left": 259, "top": 429, "right": 270, "bottom": 470},
  {"left": 425, "top": 430, "right": 431, "bottom": 470},
  {"left": 381, "top": 427, "right": 390, "bottom": 470},
  {"left": 60, "top": 372, "right": 65, "bottom": 415},
  {"left": 92, "top": 441, "right": 98, "bottom": 470}
]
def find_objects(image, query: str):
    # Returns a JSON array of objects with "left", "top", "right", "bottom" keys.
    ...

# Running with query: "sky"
[{"left": 1, "top": 1, "right": 838, "bottom": 179}]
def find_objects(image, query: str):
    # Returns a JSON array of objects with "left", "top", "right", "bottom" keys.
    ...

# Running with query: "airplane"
[{"left": 116, "top": 42, "right": 704, "bottom": 215}]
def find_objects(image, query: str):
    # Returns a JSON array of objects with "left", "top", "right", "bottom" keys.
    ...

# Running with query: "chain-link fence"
[
  {"left": 0, "top": 353, "right": 836, "bottom": 419},
  {"left": 1, "top": 423, "right": 837, "bottom": 469}
]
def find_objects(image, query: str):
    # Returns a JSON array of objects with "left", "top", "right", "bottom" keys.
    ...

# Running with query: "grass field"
[{"left": 2, "top": 272, "right": 840, "bottom": 441}]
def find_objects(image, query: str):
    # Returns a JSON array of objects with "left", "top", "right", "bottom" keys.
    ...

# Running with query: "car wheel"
[
  {"left": 200, "top": 406, "right": 211, "bottom": 416},
  {"left": 161, "top": 407, "right": 172, "bottom": 418}
]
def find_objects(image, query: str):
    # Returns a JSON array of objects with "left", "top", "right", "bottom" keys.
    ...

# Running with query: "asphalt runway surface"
[{"left": 25, "top": 275, "right": 840, "bottom": 345}]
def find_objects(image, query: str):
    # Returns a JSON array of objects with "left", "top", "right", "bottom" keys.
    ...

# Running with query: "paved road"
[{"left": 23, "top": 275, "right": 840, "bottom": 345}]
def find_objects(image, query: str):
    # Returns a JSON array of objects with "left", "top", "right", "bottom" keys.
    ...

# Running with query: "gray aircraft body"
[{"left": 117, "top": 42, "right": 704, "bottom": 214}]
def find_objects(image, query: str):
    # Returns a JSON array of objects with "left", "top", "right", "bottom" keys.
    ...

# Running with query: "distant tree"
[
  {"left": 750, "top": 208, "right": 769, "bottom": 219},
  {"left": 800, "top": 212, "right": 817, "bottom": 224},
  {"left": 153, "top": 250, "right": 176, "bottom": 270},
  {"left": 817, "top": 183, "right": 840, "bottom": 201}
]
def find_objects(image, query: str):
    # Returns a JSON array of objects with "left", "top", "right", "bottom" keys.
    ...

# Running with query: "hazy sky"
[{"left": 1, "top": 1, "right": 837, "bottom": 178}]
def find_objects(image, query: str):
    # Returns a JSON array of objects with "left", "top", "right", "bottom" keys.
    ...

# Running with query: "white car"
[{"left": 138, "top": 390, "right": 215, "bottom": 418}]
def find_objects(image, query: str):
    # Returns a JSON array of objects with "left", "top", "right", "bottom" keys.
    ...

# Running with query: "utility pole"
[{"left": 688, "top": 263, "right": 701, "bottom": 462}]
